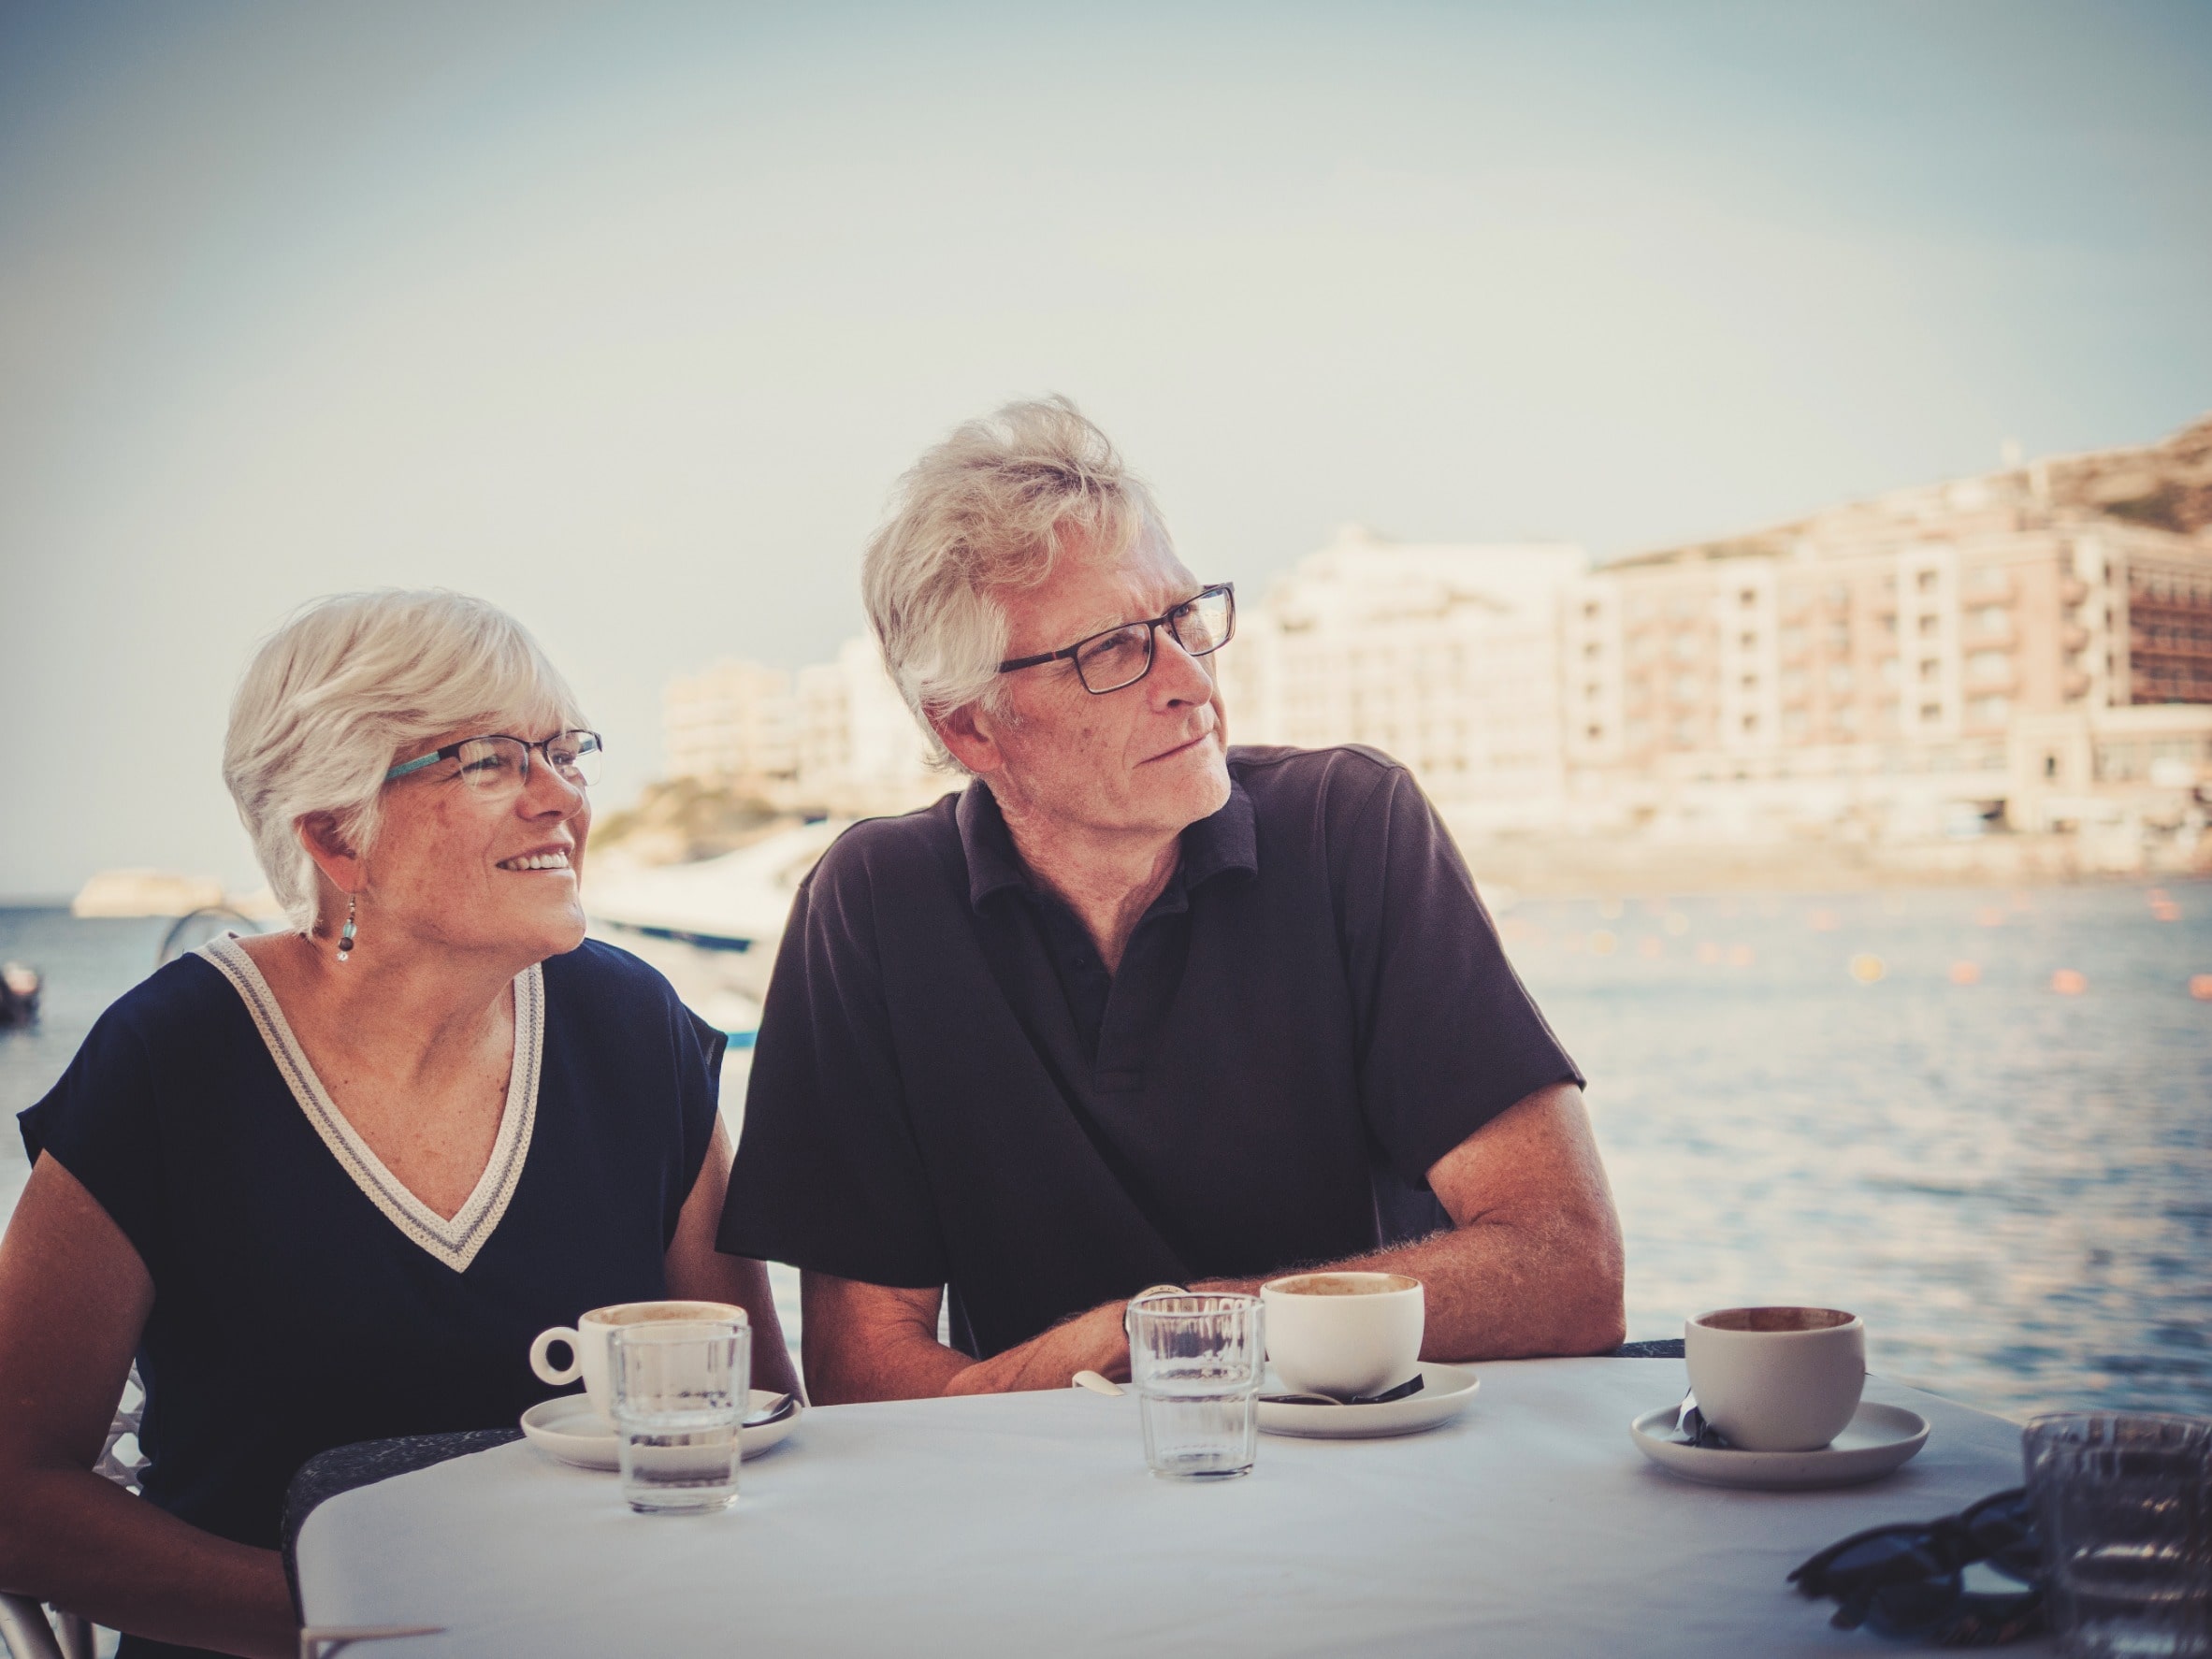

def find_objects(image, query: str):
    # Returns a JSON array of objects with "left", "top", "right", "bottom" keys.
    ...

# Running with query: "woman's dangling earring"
[{"left": 337, "top": 893, "right": 357, "bottom": 963}]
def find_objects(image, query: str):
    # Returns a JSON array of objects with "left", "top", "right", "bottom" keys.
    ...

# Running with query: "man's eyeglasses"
[
  {"left": 997, "top": 584, "right": 1235, "bottom": 695},
  {"left": 1788, "top": 1487, "right": 2044, "bottom": 1644},
  {"left": 383, "top": 731, "right": 604, "bottom": 799}
]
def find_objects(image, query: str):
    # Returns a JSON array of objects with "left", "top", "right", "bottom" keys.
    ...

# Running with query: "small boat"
[
  {"left": 586, "top": 820, "right": 846, "bottom": 1042},
  {"left": 0, "top": 961, "right": 40, "bottom": 1029}
]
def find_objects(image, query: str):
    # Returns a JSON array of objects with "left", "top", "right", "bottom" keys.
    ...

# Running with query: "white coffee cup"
[
  {"left": 529, "top": 1300, "right": 748, "bottom": 1422},
  {"left": 1684, "top": 1306, "right": 1866, "bottom": 1452},
  {"left": 1259, "top": 1272, "right": 1424, "bottom": 1400}
]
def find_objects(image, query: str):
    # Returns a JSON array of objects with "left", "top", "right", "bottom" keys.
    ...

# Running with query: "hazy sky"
[{"left": 4, "top": 1, "right": 2208, "bottom": 897}]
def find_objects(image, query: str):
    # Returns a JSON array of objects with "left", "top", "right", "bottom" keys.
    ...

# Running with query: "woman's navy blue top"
[{"left": 17, "top": 936, "right": 722, "bottom": 1657}]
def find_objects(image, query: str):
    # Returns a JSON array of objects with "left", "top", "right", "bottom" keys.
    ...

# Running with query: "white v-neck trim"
[{"left": 200, "top": 933, "right": 542, "bottom": 1274}]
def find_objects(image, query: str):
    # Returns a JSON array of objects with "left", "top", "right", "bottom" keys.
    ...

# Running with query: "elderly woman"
[{"left": 0, "top": 591, "right": 795, "bottom": 1658}]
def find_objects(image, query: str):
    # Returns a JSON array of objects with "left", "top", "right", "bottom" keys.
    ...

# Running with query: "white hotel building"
[{"left": 665, "top": 423, "right": 2212, "bottom": 842}]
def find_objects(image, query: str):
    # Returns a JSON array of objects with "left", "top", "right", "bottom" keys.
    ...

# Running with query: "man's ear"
[
  {"left": 296, "top": 812, "right": 366, "bottom": 898},
  {"left": 933, "top": 703, "right": 1003, "bottom": 777}
]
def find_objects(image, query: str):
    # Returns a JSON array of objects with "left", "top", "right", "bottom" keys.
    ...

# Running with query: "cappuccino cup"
[
  {"left": 1259, "top": 1272, "right": 1424, "bottom": 1400},
  {"left": 529, "top": 1300, "right": 747, "bottom": 1423},
  {"left": 1684, "top": 1306, "right": 1865, "bottom": 1452}
]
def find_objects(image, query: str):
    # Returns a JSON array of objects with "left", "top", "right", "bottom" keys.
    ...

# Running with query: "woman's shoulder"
[
  {"left": 538, "top": 936, "right": 686, "bottom": 1017},
  {"left": 83, "top": 948, "right": 250, "bottom": 1055}
]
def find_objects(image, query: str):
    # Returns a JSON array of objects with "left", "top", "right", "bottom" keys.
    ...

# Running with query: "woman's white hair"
[
  {"left": 860, "top": 395, "right": 1166, "bottom": 767},
  {"left": 224, "top": 589, "right": 586, "bottom": 930}
]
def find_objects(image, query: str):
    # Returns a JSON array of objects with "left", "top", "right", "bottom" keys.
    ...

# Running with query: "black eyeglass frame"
[
  {"left": 1788, "top": 1487, "right": 2044, "bottom": 1643},
  {"left": 383, "top": 729, "right": 605, "bottom": 788},
  {"left": 995, "top": 584, "right": 1236, "bottom": 695}
]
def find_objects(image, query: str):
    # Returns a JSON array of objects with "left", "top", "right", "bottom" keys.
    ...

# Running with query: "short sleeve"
[
  {"left": 716, "top": 838, "right": 949, "bottom": 1288},
  {"left": 668, "top": 1003, "right": 728, "bottom": 1247},
  {"left": 17, "top": 1003, "right": 167, "bottom": 1272},
  {"left": 1337, "top": 764, "right": 1583, "bottom": 1188}
]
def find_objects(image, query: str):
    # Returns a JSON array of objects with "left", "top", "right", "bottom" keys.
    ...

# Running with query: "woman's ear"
[{"left": 296, "top": 813, "right": 365, "bottom": 898}]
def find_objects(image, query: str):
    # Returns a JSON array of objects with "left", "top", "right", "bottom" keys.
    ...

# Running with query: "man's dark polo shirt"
[{"left": 718, "top": 744, "right": 1581, "bottom": 1361}]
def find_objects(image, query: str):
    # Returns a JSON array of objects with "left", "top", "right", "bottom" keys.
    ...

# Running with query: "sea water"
[{"left": 3, "top": 885, "right": 2208, "bottom": 1421}]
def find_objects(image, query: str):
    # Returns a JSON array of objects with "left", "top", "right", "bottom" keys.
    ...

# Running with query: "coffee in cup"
[
  {"left": 529, "top": 1301, "right": 748, "bottom": 1422},
  {"left": 1684, "top": 1306, "right": 1865, "bottom": 1452},
  {"left": 1259, "top": 1272, "right": 1424, "bottom": 1400}
]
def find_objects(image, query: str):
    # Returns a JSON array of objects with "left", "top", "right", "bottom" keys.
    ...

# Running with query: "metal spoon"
[
  {"left": 1259, "top": 1375, "right": 1427, "bottom": 1407},
  {"left": 743, "top": 1392, "right": 798, "bottom": 1426}
]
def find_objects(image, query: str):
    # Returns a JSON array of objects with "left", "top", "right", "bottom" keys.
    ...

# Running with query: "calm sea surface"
[{"left": 2, "top": 886, "right": 2207, "bottom": 1422}]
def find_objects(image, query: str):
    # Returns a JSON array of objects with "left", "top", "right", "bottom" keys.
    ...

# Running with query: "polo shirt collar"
[{"left": 958, "top": 773, "right": 1259, "bottom": 915}]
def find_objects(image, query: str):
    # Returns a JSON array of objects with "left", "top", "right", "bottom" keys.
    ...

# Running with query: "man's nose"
[{"left": 1149, "top": 629, "right": 1217, "bottom": 704}]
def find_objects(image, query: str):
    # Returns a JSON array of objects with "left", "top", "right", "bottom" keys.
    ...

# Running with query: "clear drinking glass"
[
  {"left": 2024, "top": 1412, "right": 2212, "bottom": 1658},
  {"left": 1125, "top": 1292, "right": 1265, "bottom": 1480},
  {"left": 610, "top": 1317, "right": 750, "bottom": 1514}
]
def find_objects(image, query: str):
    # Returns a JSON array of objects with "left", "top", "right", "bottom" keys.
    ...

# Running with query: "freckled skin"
[
  {"left": 344, "top": 720, "right": 594, "bottom": 968},
  {"left": 965, "top": 536, "right": 1232, "bottom": 864}
]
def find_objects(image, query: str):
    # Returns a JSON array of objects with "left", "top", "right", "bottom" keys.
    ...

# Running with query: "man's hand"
[{"left": 800, "top": 1274, "right": 1134, "bottom": 1406}]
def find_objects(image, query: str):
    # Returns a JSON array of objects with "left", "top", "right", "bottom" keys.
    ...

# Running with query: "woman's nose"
[{"left": 521, "top": 760, "right": 586, "bottom": 815}]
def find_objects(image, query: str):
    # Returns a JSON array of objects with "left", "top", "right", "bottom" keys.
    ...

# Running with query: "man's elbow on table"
[
  {"left": 1547, "top": 1207, "right": 1629, "bottom": 1357},
  {"left": 1428, "top": 1082, "right": 1628, "bottom": 1359}
]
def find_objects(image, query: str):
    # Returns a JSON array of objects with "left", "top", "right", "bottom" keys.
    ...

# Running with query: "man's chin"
[{"left": 1166, "top": 748, "right": 1233, "bottom": 823}]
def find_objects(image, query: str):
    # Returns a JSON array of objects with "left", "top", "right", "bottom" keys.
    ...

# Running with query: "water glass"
[
  {"left": 1126, "top": 1292, "right": 1265, "bottom": 1480},
  {"left": 610, "top": 1316, "right": 750, "bottom": 1514},
  {"left": 2024, "top": 1412, "right": 2211, "bottom": 1658}
]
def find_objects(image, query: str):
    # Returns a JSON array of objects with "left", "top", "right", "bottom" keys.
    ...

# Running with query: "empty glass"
[
  {"left": 610, "top": 1317, "right": 750, "bottom": 1514},
  {"left": 2024, "top": 1412, "right": 2211, "bottom": 1657},
  {"left": 1126, "top": 1292, "right": 1265, "bottom": 1480}
]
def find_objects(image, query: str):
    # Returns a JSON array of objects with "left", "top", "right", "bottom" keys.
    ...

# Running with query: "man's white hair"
[
  {"left": 224, "top": 589, "right": 586, "bottom": 930},
  {"left": 860, "top": 396, "right": 1166, "bottom": 767}
]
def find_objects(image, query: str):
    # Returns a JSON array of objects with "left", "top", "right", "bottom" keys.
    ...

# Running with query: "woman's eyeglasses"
[
  {"left": 997, "top": 584, "right": 1235, "bottom": 695},
  {"left": 383, "top": 731, "right": 604, "bottom": 800}
]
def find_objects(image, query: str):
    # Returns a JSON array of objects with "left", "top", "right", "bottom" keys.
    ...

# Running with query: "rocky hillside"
[{"left": 2050, "top": 411, "right": 2212, "bottom": 536}]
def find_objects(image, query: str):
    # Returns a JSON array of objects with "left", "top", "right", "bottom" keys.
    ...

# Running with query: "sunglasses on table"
[{"left": 1789, "top": 1487, "right": 2044, "bottom": 1646}]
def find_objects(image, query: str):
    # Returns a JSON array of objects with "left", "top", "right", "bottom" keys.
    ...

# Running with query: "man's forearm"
[
  {"left": 938, "top": 1302, "right": 1128, "bottom": 1395},
  {"left": 1200, "top": 1082, "right": 1626, "bottom": 1363},
  {"left": 1196, "top": 1210, "right": 1625, "bottom": 1362},
  {"left": 802, "top": 1275, "right": 1131, "bottom": 1404}
]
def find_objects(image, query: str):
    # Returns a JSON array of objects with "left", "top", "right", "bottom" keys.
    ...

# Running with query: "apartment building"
[
  {"left": 663, "top": 659, "right": 797, "bottom": 783},
  {"left": 662, "top": 418, "right": 2210, "bottom": 842},
  {"left": 665, "top": 635, "right": 936, "bottom": 814},
  {"left": 1222, "top": 527, "right": 1587, "bottom": 830},
  {"left": 1567, "top": 438, "right": 2212, "bottom": 834}
]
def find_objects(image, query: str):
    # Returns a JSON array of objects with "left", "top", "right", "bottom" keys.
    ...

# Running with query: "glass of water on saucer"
[
  {"left": 610, "top": 1315, "right": 751, "bottom": 1514},
  {"left": 1126, "top": 1291, "right": 1265, "bottom": 1479}
]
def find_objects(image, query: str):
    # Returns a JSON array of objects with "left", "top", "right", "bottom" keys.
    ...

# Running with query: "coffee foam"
[
  {"left": 1696, "top": 1306, "right": 1855, "bottom": 1334},
  {"left": 585, "top": 1301, "right": 744, "bottom": 1327},
  {"left": 1268, "top": 1273, "right": 1420, "bottom": 1297}
]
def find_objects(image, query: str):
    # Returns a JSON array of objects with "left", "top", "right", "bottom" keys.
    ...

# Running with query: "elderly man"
[{"left": 719, "top": 397, "right": 1625, "bottom": 1403}]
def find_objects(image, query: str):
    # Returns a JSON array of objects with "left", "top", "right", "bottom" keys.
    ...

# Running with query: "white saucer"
[
  {"left": 1259, "top": 1362, "right": 1479, "bottom": 1439},
  {"left": 520, "top": 1391, "right": 802, "bottom": 1471},
  {"left": 1629, "top": 1399, "right": 1930, "bottom": 1490}
]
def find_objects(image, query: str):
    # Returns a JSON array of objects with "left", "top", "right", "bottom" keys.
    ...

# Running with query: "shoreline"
[{"left": 1456, "top": 833, "right": 2210, "bottom": 902}]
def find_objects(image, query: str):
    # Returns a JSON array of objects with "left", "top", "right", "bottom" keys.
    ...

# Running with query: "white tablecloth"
[{"left": 296, "top": 1358, "right": 2052, "bottom": 1656}]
